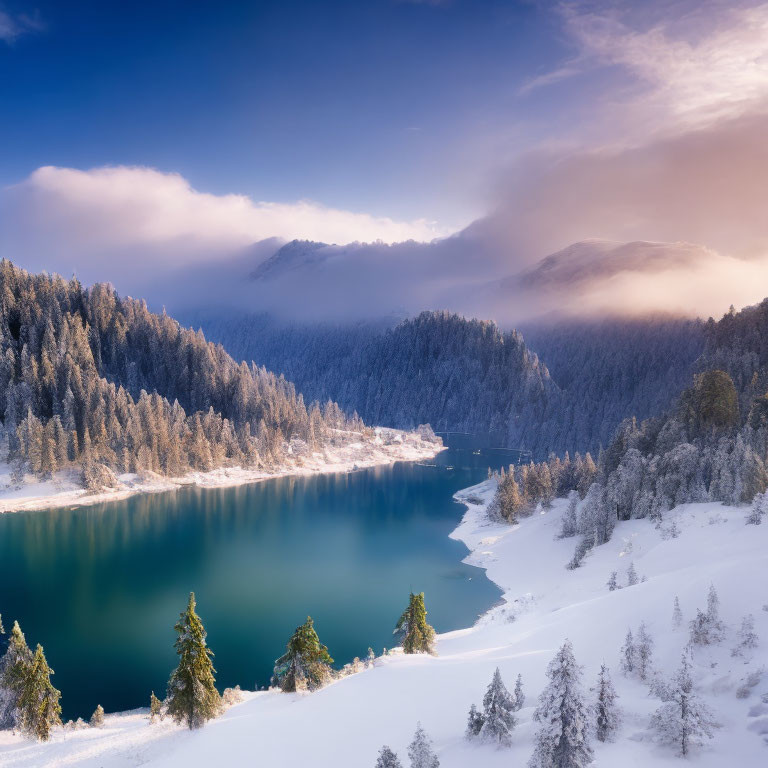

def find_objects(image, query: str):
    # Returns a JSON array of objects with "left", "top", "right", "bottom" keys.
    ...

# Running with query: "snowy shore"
[
  {"left": 0, "top": 427, "right": 444, "bottom": 514},
  {"left": 1, "top": 480, "right": 768, "bottom": 766}
]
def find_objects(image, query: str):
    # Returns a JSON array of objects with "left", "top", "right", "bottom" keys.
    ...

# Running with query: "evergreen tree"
[
  {"left": 559, "top": 491, "right": 579, "bottom": 538},
  {"left": 513, "top": 673, "right": 525, "bottom": 711},
  {"left": 407, "top": 722, "right": 439, "bottom": 768},
  {"left": 394, "top": 593, "right": 436, "bottom": 655},
  {"left": 165, "top": 593, "right": 221, "bottom": 729},
  {"left": 592, "top": 664, "right": 620, "bottom": 742},
  {"left": 529, "top": 640, "right": 593, "bottom": 768},
  {"left": 626, "top": 562, "right": 639, "bottom": 586},
  {"left": 731, "top": 614, "right": 758, "bottom": 657},
  {"left": 375, "top": 746, "right": 403, "bottom": 768},
  {"left": 465, "top": 703, "right": 484, "bottom": 740},
  {"left": 607, "top": 571, "right": 619, "bottom": 591},
  {"left": 619, "top": 628, "right": 635, "bottom": 676},
  {"left": 636, "top": 622, "right": 654, "bottom": 681},
  {"left": 272, "top": 616, "right": 334, "bottom": 692},
  {"left": 479, "top": 667, "right": 516, "bottom": 747},
  {"left": 16, "top": 644, "right": 62, "bottom": 741},
  {"left": 672, "top": 596, "right": 683, "bottom": 630},
  {"left": 650, "top": 655, "right": 716, "bottom": 757},
  {"left": 0, "top": 620, "right": 33, "bottom": 729},
  {"left": 90, "top": 704, "right": 105, "bottom": 728},
  {"left": 149, "top": 691, "right": 162, "bottom": 722}
]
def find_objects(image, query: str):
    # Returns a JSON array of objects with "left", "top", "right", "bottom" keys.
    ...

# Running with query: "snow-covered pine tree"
[
  {"left": 566, "top": 536, "right": 592, "bottom": 570},
  {"left": 479, "top": 667, "right": 516, "bottom": 747},
  {"left": 407, "top": 722, "right": 439, "bottom": 768},
  {"left": 513, "top": 673, "right": 525, "bottom": 711},
  {"left": 636, "top": 622, "right": 654, "bottom": 681},
  {"left": 0, "top": 620, "right": 33, "bottom": 729},
  {"left": 272, "top": 615, "right": 334, "bottom": 692},
  {"left": 16, "top": 644, "right": 61, "bottom": 741},
  {"left": 607, "top": 571, "right": 619, "bottom": 591},
  {"left": 529, "top": 640, "right": 593, "bottom": 768},
  {"left": 672, "top": 596, "right": 683, "bottom": 630},
  {"left": 394, "top": 593, "right": 436, "bottom": 655},
  {"left": 375, "top": 746, "right": 403, "bottom": 768},
  {"left": 593, "top": 664, "right": 621, "bottom": 742},
  {"left": 559, "top": 491, "right": 579, "bottom": 538},
  {"left": 746, "top": 491, "right": 766, "bottom": 524},
  {"left": 149, "top": 691, "right": 162, "bottom": 722},
  {"left": 650, "top": 655, "right": 716, "bottom": 757},
  {"left": 165, "top": 592, "right": 221, "bottom": 728},
  {"left": 367, "top": 647, "right": 376, "bottom": 667},
  {"left": 90, "top": 704, "right": 104, "bottom": 727},
  {"left": 731, "top": 614, "right": 758, "bottom": 657},
  {"left": 619, "top": 628, "right": 636, "bottom": 675},
  {"left": 626, "top": 562, "right": 639, "bottom": 586},
  {"left": 706, "top": 585, "right": 724, "bottom": 640},
  {"left": 465, "top": 703, "right": 484, "bottom": 740}
]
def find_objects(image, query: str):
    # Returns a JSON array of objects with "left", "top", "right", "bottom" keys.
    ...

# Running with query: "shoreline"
[{"left": 0, "top": 428, "right": 445, "bottom": 514}]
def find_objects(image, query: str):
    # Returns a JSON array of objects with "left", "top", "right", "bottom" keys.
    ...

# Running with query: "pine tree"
[
  {"left": 607, "top": 571, "right": 619, "bottom": 591},
  {"left": 513, "top": 673, "right": 525, "bottom": 711},
  {"left": 367, "top": 647, "right": 376, "bottom": 667},
  {"left": 672, "top": 596, "right": 683, "bottom": 630},
  {"left": 529, "top": 640, "right": 593, "bottom": 768},
  {"left": 465, "top": 703, "right": 484, "bottom": 739},
  {"left": 0, "top": 620, "right": 33, "bottom": 729},
  {"left": 394, "top": 593, "right": 436, "bottom": 655},
  {"left": 149, "top": 690, "right": 162, "bottom": 722},
  {"left": 165, "top": 592, "right": 221, "bottom": 729},
  {"left": 375, "top": 746, "right": 403, "bottom": 768},
  {"left": 626, "top": 562, "right": 639, "bottom": 586},
  {"left": 90, "top": 704, "right": 105, "bottom": 728},
  {"left": 731, "top": 614, "right": 758, "bottom": 657},
  {"left": 636, "top": 622, "right": 654, "bottom": 681},
  {"left": 706, "top": 584, "right": 724, "bottom": 640},
  {"left": 650, "top": 655, "right": 716, "bottom": 757},
  {"left": 479, "top": 667, "right": 516, "bottom": 747},
  {"left": 559, "top": 491, "right": 579, "bottom": 538},
  {"left": 593, "top": 664, "right": 621, "bottom": 742},
  {"left": 407, "top": 722, "right": 439, "bottom": 768},
  {"left": 16, "top": 644, "right": 62, "bottom": 741},
  {"left": 619, "top": 628, "right": 636, "bottom": 675},
  {"left": 272, "top": 616, "right": 334, "bottom": 692}
]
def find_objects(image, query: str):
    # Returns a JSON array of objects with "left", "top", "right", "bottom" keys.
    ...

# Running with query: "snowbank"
[
  {"left": 1, "top": 482, "right": 767, "bottom": 766},
  {"left": 0, "top": 427, "right": 443, "bottom": 514}
]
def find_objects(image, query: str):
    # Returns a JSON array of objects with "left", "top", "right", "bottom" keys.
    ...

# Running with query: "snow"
[
  {"left": 2, "top": 481, "right": 768, "bottom": 766},
  {"left": 0, "top": 427, "right": 443, "bottom": 514}
]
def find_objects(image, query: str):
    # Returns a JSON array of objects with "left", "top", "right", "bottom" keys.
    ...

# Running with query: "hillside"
[
  {"left": 187, "top": 310, "right": 704, "bottom": 457},
  {"left": 2, "top": 480, "right": 765, "bottom": 766},
  {"left": 0, "top": 260, "right": 439, "bottom": 503}
]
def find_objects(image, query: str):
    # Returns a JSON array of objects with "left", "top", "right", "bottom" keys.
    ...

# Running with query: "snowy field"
[
  {"left": 0, "top": 427, "right": 442, "bottom": 514},
  {"left": 1, "top": 480, "right": 767, "bottom": 766}
]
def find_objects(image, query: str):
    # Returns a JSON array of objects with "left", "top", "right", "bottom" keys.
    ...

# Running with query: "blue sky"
[
  {"left": 2, "top": 0, "right": 768, "bottom": 322},
  {"left": 0, "top": 0, "right": 582, "bottom": 228}
]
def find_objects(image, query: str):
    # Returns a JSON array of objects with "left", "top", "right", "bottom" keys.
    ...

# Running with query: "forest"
[{"left": 0, "top": 260, "right": 364, "bottom": 489}]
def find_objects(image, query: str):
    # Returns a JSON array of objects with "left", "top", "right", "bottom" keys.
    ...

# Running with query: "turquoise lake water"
[{"left": 0, "top": 442, "right": 509, "bottom": 720}]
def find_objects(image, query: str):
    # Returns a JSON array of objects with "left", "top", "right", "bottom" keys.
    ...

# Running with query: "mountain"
[{"left": 184, "top": 309, "right": 705, "bottom": 458}]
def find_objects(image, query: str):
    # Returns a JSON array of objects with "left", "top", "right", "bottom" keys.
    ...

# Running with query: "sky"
[{"left": 2, "top": 0, "right": 768, "bottom": 322}]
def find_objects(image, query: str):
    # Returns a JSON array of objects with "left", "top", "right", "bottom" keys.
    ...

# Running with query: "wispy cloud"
[
  {"left": 523, "top": 1, "right": 768, "bottom": 138},
  {"left": 0, "top": 8, "right": 43, "bottom": 43}
]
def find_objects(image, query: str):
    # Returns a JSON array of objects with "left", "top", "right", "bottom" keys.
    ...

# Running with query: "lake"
[{"left": 0, "top": 442, "right": 510, "bottom": 720}]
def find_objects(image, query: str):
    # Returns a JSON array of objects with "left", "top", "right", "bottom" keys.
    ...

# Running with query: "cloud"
[
  {"left": 0, "top": 8, "right": 43, "bottom": 43},
  {"left": 564, "top": 0, "right": 768, "bottom": 136},
  {"left": 0, "top": 165, "right": 446, "bottom": 291}
]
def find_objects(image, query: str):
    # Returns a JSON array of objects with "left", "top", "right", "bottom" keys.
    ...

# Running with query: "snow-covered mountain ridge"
[{"left": 1, "top": 483, "right": 766, "bottom": 766}]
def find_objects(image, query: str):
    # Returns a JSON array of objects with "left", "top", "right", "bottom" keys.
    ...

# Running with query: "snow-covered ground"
[
  {"left": 2, "top": 480, "right": 768, "bottom": 766},
  {"left": 0, "top": 427, "right": 442, "bottom": 514}
]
